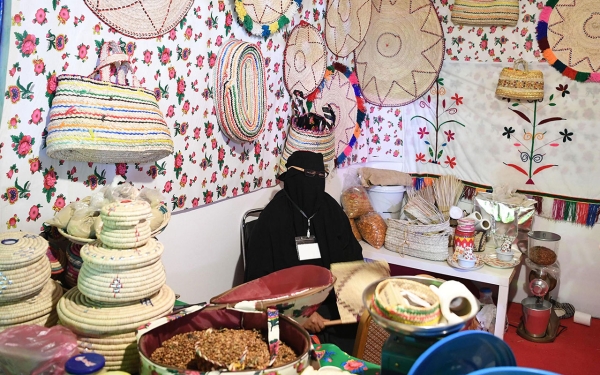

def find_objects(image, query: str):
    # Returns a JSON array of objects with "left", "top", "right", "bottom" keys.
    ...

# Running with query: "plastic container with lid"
[
  {"left": 65, "top": 353, "right": 131, "bottom": 375},
  {"left": 479, "top": 287, "right": 494, "bottom": 305}
]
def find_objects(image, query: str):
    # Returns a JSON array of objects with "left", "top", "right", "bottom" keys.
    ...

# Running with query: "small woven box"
[{"left": 496, "top": 59, "right": 544, "bottom": 101}]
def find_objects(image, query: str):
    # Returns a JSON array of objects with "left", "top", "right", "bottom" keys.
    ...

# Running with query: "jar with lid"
[
  {"left": 65, "top": 353, "right": 131, "bottom": 375},
  {"left": 479, "top": 287, "right": 494, "bottom": 305}
]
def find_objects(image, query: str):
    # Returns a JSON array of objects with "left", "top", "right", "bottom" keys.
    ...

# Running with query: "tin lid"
[
  {"left": 527, "top": 231, "right": 561, "bottom": 242},
  {"left": 65, "top": 353, "right": 105, "bottom": 374}
]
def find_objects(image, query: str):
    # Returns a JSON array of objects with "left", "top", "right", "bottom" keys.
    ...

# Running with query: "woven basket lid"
[
  {"left": 235, "top": 0, "right": 301, "bottom": 37},
  {"left": 307, "top": 64, "right": 366, "bottom": 166},
  {"left": 0, "top": 279, "right": 63, "bottom": 325},
  {"left": 0, "top": 232, "right": 48, "bottom": 271},
  {"left": 57, "top": 285, "right": 175, "bottom": 336},
  {"left": 284, "top": 21, "right": 328, "bottom": 96},
  {"left": 84, "top": 0, "right": 194, "bottom": 39},
  {"left": 330, "top": 260, "right": 390, "bottom": 323},
  {"left": 537, "top": 0, "right": 600, "bottom": 82},
  {"left": 0, "top": 311, "right": 59, "bottom": 333},
  {"left": 325, "top": 0, "right": 372, "bottom": 57},
  {"left": 213, "top": 39, "right": 267, "bottom": 143},
  {"left": 98, "top": 225, "right": 152, "bottom": 250},
  {"left": 355, "top": 0, "right": 445, "bottom": 106},
  {"left": 77, "top": 260, "right": 166, "bottom": 303},
  {"left": 0, "top": 256, "right": 51, "bottom": 303},
  {"left": 101, "top": 200, "right": 152, "bottom": 221},
  {"left": 81, "top": 238, "right": 164, "bottom": 271}
]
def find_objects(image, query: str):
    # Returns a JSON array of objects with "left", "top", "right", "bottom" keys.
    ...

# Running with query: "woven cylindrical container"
[
  {"left": 384, "top": 219, "right": 451, "bottom": 261},
  {"left": 373, "top": 279, "right": 441, "bottom": 326},
  {"left": 0, "top": 231, "right": 49, "bottom": 271},
  {"left": 100, "top": 200, "right": 153, "bottom": 226},
  {"left": 81, "top": 238, "right": 164, "bottom": 271},
  {"left": 57, "top": 285, "right": 175, "bottom": 336},
  {"left": 78, "top": 260, "right": 166, "bottom": 303},
  {"left": 280, "top": 119, "right": 335, "bottom": 171},
  {"left": 78, "top": 331, "right": 139, "bottom": 373},
  {"left": 0, "top": 255, "right": 51, "bottom": 303},
  {"left": 98, "top": 224, "right": 152, "bottom": 250},
  {"left": 0, "top": 279, "right": 63, "bottom": 328}
]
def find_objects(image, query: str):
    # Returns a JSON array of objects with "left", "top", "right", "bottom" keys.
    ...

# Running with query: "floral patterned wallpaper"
[{"left": 0, "top": 0, "right": 548, "bottom": 232}]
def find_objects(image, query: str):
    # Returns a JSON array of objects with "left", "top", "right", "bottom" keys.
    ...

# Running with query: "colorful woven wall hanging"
[
  {"left": 355, "top": 0, "right": 445, "bottom": 106},
  {"left": 284, "top": 20, "right": 327, "bottom": 96},
  {"left": 213, "top": 39, "right": 267, "bottom": 143},
  {"left": 84, "top": 0, "right": 195, "bottom": 39},
  {"left": 537, "top": 0, "right": 600, "bottom": 83},
  {"left": 306, "top": 63, "right": 366, "bottom": 167},
  {"left": 234, "top": 0, "right": 302, "bottom": 38},
  {"left": 325, "top": 0, "right": 372, "bottom": 57}
]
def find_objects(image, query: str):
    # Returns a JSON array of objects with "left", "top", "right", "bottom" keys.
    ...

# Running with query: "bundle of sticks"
[
  {"left": 403, "top": 195, "right": 445, "bottom": 225},
  {"left": 433, "top": 175, "right": 464, "bottom": 219}
]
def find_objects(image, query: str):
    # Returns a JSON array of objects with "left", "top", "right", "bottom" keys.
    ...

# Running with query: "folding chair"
[{"left": 240, "top": 208, "right": 263, "bottom": 274}]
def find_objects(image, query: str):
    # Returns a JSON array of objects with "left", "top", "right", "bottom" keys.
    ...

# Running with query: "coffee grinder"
[{"left": 517, "top": 231, "right": 562, "bottom": 343}]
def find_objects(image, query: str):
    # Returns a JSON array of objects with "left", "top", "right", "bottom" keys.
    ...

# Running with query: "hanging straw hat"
[
  {"left": 0, "top": 279, "right": 63, "bottom": 326},
  {"left": 537, "top": 1, "right": 600, "bottom": 83},
  {"left": 81, "top": 238, "right": 164, "bottom": 271},
  {"left": 355, "top": 0, "right": 444, "bottom": 106},
  {"left": 306, "top": 63, "right": 366, "bottom": 167},
  {"left": 77, "top": 260, "right": 166, "bottom": 303},
  {"left": 83, "top": 0, "right": 195, "bottom": 39},
  {"left": 0, "top": 231, "right": 48, "bottom": 270},
  {"left": 284, "top": 21, "right": 328, "bottom": 96},
  {"left": 57, "top": 285, "right": 175, "bottom": 336},
  {"left": 325, "top": 0, "right": 372, "bottom": 57},
  {"left": 235, "top": 0, "right": 302, "bottom": 38},
  {"left": 213, "top": 39, "right": 267, "bottom": 143},
  {"left": 0, "top": 256, "right": 51, "bottom": 303}
]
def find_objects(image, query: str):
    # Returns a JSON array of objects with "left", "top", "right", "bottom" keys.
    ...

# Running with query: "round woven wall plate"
[
  {"left": 537, "top": 0, "right": 600, "bottom": 82},
  {"left": 306, "top": 63, "right": 366, "bottom": 167},
  {"left": 355, "top": 0, "right": 445, "bottom": 106},
  {"left": 235, "top": 0, "right": 301, "bottom": 37},
  {"left": 284, "top": 21, "right": 328, "bottom": 96},
  {"left": 84, "top": 0, "right": 194, "bottom": 39},
  {"left": 213, "top": 39, "right": 267, "bottom": 143},
  {"left": 325, "top": 0, "right": 372, "bottom": 57}
]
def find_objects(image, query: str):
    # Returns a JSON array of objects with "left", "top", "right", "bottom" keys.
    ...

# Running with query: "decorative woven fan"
[
  {"left": 284, "top": 21, "right": 327, "bottom": 96},
  {"left": 355, "top": 0, "right": 445, "bottom": 106},
  {"left": 325, "top": 0, "right": 372, "bottom": 57},
  {"left": 306, "top": 63, "right": 366, "bottom": 167},
  {"left": 84, "top": 0, "right": 194, "bottom": 39},
  {"left": 537, "top": 0, "right": 600, "bottom": 82}
]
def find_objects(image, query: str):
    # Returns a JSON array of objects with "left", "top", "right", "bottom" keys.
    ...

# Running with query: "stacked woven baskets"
[
  {"left": 57, "top": 200, "right": 175, "bottom": 372},
  {"left": 0, "top": 232, "right": 63, "bottom": 332}
]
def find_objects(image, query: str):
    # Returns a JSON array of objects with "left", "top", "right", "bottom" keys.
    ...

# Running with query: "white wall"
[{"left": 159, "top": 166, "right": 600, "bottom": 318}]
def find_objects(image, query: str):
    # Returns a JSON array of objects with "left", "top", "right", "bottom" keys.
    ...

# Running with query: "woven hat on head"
[
  {"left": 306, "top": 63, "right": 366, "bottom": 167},
  {"left": 284, "top": 21, "right": 328, "bottom": 96},
  {"left": 537, "top": 0, "right": 600, "bottom": 83},
  {"left": 213, "top": 39, "right": 267, "bottom": 143},
  {"left": 355, "top": 0, "right": 445, "bottom": 106},
  {"left": 0, "top": 232, "right": 48, "bottom": 271},
  {"left": 325, "top": 0, "right": 372, "bottom": 57},
  {"left": 84, "top": 0, "right": 194, "bottom": 39},
  {"left": 235, "top": 0, "right": 302, "bottom": 38}
]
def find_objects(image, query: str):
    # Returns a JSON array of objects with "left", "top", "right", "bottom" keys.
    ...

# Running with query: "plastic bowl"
[{"left": 457, "top": 256, "right": 476, "bottom": 268}]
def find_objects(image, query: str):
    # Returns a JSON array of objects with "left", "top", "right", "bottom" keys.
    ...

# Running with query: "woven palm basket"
[
  {"left": 0, "top": 311, "right": 59, "bottom": 333},
  {"left": 77, "top": 260, "right": 166, "bottom": 303},
  {"left": 0, "top": 256, "right": 51, "bottom": 303},
  {"left": 57, "top": 285, "right": 175, "bottom": 336},
  {"left": 81, "top": 238, "right": 164, "bottom": 271},
  {"left": 280, "top": 119, "right": 335, "bottom": 172},
  {"left": 0, "top": 231, "right": 49, "bottom": 271},
  {"left": 78, "top": 331, "right": 139, "bottom": 373},
  {"left": 0, "top": 279, "right": 62, "bottom": 327},
  {"left": 98, "top": 224, "right": 152, "bottom": 249},
  {"left": 384, "top": 219, "right": 452, "bottom": 261},
  {"left": 373, "top": 278, "right": 441, "bottom": 326},
  {"left": 325, "top": 0, "right": 372, "bottom": 57},
  {"left": 284, "top": 21, "right": 328, "bottom": 96}
]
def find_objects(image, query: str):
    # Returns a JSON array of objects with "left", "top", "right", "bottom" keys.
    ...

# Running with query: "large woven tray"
[{"left": 384, "top": 219, "right": 451, "bottom": 261}]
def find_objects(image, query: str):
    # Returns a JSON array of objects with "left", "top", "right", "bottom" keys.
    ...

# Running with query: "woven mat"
[
  {"left": 235, "top": 0, "right": 301, "bottom": 37},
  {"left": 307, "top": 64, "right": 365, "bottom": 166},
  {"left": 537, "top": 0, "right": 600, "bottom": 82},
  {"left": 84, "top": 0, "right": 194, "bottom": 39},
  {"left": 355, "top": 0, "right": 444, "bottom": 106},
  {"left": 284, "top": 21, "right": 327, "bottom": 96},
  {"left": 325, "top": 0, "right": 372, "bottom": 57},
  {"left": 213, "top": 39, "right": 267, "bottom": 143},
  {"left": 330, "top": 260, "right": 390, "bottom": 323}
]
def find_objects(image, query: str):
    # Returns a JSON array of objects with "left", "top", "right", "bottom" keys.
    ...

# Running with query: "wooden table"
[{"left": 361, "top": 241, "right": 520, "bottom": 340}]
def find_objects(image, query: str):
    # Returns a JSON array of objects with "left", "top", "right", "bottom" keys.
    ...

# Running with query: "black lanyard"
[{"left": 284, "top": 190, "right": 318, "bottom": 237}]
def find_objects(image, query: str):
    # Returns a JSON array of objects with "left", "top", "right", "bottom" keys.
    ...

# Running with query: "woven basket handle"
[
  {"left": 89, "top": 41, "right": 141, "bottom": 87},
  {"left": 513, "top": 58, "right": 528, "bottom": 72}
]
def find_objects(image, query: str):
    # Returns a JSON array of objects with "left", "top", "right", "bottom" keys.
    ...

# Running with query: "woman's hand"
[{"left": 302, "top": 311, "right": 328, "bottom": 333}]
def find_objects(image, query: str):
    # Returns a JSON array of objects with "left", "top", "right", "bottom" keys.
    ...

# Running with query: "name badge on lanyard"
[{"left": 296, "top": 235, "right": 321, "bottom": 261}]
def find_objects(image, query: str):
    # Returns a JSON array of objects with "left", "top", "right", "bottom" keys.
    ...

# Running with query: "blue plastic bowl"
[
  {"left": 408, "top": 331, "right": 516, "bottom": 375},
  {"left": 469, "top": 367, "right": 562, "bottom": 375}
]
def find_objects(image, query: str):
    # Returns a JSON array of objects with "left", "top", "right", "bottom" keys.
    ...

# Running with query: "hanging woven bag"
[
  {"left": 46, "top": 41, "right": 174, "bottom": 164},
  {"left": 451, "top": 0, "right": 519, "bottom": 27},
  {"left": 495, "top": 59, "right": 544, "bottom": 101}
]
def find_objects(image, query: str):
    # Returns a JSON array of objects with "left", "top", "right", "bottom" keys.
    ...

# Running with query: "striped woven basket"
[
  {"left": 280, "top": 118, "right": 335, "bottom": 172},
  {"left": 451, "top": 0, "right": 519, "bottom": 26},
  {"left": 384, "top": 219, "right": 452, "bottom": 261},
  {"left": 373, "top": 278, "right": 441, "bottom": 326},
  {"left": 495, "top": 59, "right": 544, "bottom": 100},
  {"left": 46, "top": 41, "right": 173, "bottom": 163}
]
